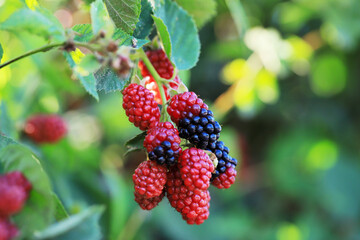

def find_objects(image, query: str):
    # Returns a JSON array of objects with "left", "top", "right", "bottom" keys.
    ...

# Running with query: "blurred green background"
[{"left": 1, "top": 0, "right": 360, "bottom": 239}]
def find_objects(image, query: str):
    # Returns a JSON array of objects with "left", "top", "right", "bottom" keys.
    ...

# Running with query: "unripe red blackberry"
[
  {"left": 166, "top": 167, "right": 211, "bottom": 225},
  {"left": 3, "top": 171, "right": 32, "bottom": 197},
  {"left": 134, "top": 191, "right": 164, "bottom": 210},
  {"left": 0, "top": 218, "right": 18, "bottom": 240},
  {"left": 178, "top": 148, "right": 214, "bottom": 191},
  {"left": 24, "top": 114, "right": 67, "bottom": 144},
  {"left": 138, "top": 49, "right": 181, "bottom": 104},
  {"left": 144, "top": 122, "right": 182, "bottom": 166},
  {"left": 122, "top": 83, "right": 160, "bottom": 131},
  {"left": 167, "top": 92, "right": 208, "bottom": 125},
  {"left": 133, "top": 160, "right": 167, "bottom": 199},
  {"left": 211, "top": 166, "right": 237, "bottom": 189},
  {"left": 0, "top": 183, "right": 27, "bottom": 218}
]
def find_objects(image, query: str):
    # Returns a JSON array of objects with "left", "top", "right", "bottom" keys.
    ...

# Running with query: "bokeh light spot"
[
  {"left": 306, "top": 140, "right": 338, "bottom": 171},
  {"left": 277, "top": 223, "right": 302, "bottom": 240},
  {"left": 310, "top": 53, "right": 347, "bottom": 97}
]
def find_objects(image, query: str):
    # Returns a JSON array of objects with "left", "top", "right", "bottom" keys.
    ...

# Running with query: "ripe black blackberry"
[
  {"left": 148, "top": 141, "right": 180, "bottom": 166},
  {"left": 178, "top": 108, "right": 221, "bottom": 149},
  {"left": 208, "top": 141, "right": 238, "bottom": 180}
]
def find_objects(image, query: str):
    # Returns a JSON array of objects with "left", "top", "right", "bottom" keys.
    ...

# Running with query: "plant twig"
[{"left": 0, "top": 42, "right": 65, "bottom": 69}]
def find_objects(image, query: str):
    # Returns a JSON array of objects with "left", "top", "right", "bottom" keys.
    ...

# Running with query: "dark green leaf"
[
  {"left": 133, "top": 0, "right": 154, "bottom": 39},
  {"left": 72, "top": 24, "right": 94, "bottom": 42},
  {"left": 53, "top": 193, "right": 69, "bottom": 221},
  {"left": 124, "top": 132, "right": 146, "bottom": 155},
  {"left": 0, "top": 145, "right": 55, "bottom": 237},
  {"left": 175, "top": 0, "right": 217, "bottom": 28},
  {"left": 0, "top": 43, "right": 3, "bottom": 63},
  {"left": 0, "top": 8, "right": 65, "bottom": 41},
  {"left": 34, "top": 206, "right": 104, "bottom": 240},
  {"left": 91, "top": 0, "right": 115, "bottom": 37},
  {"left": 125, "top": 132, "right": 146, "bottom": 149},
  {"left": 95, "top": 67, "right": 131, "bottom": 93},
  {"left": 64, "top": 52, "right": 100, "bottom": 101},
  {"left": 154, "top": 0, "right": 200, "bottom": 70},
  {"left": 0, "top": 101, "right": 16, "bottom": 139},
  {"left": 104, "top": 0, "right": 141, "bottom": 35}
]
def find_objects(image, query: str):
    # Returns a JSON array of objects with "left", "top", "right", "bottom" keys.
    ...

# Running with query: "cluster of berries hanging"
[
  {"left": 0, "top": 171, "right": 32, "bottom": 240},
  {"left": 24, "top": 114, "right": 67, "bottom": 144},
  {"left": 122, "top": 49, "right": 237, "bottom": 225}
]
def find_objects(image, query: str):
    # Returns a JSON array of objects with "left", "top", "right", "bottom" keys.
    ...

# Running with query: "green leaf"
[
  {"left": 154, "top": 0, "right": 200, "bottom": 70},
  {"left": 174, "top": 0, "right": 217, "bottom": 28},
  {"left": 124, "top": 132, "right": 146, "bottom": 155},
  {"left": 74, "top": 54, "right": 102, "bottom": 77},
  {"left": 95, "top": 67, "right": 131, "bottom": 93},
  {"left": 91, "top": 0, "right": 115, "bottom": 37},
  {"left": 0, "top": 101, "right": 16, "bottom": 139},
  {"left": 152, "top": 16, "right": 171, "bottom": 57},
  {"left": 125, "top": 132, "right": 146, "bottom": 149},
  {"left": 0, "top": 145, "right": 55, "bottom": 237},
  {"left": 0, "top": 43, "right": 3, "bottom": 63},
  {"left": 64, "top": 51, "right": 100, "bottom": 101},
  {"left": 34, "top": 206, "right": 104, "bottom": 240},
  {"left": 53, "top": 193, "right": 69, "bottom": 221},
  {"left": 104, "top": 0, "right": 141, "bottom": 35},
  {"left": 103, "top": 170, "right": 130, "bottom": 240},
  {"left": 113, "top": 28, "right": 149, "bottom": 48},
  {"left": 72, "top": 24, "right": 94, "bottom": 42},
  {"left": 133, "top": 0, "right": 154, "bottom": 39},
  {"left": 0, "top": 8, "right": 65, "bottom": 41},
  {"left": 0, "top": 135, "right": 17, "bottom": 151}
]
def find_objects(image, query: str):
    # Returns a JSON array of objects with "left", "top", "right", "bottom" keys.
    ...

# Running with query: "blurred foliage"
[{"left": 0, "top": 0, "right": 360, "bottom": 239}]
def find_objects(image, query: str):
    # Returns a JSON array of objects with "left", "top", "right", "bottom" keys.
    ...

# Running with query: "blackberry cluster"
[
  {"left": 178, "top": 108, "right": 221, "bottom": 149},
  {"left": 207, "top": 141, "right": 238, "bottom": 179}
]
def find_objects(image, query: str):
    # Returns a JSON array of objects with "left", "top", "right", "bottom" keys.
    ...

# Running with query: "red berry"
[
  {"left": 166, "top": 167, "right": 211, "bottom": 225},
  {"left": 0, "top": 218, "right": 18, "bottom": 240},
  {"left": 134, "top": 191, "right": 164, "bottom": 210},
  {"left": 122, "top": 83, "right": 160, "bottom": 131},
  {"left": 138, "top": 49, "right": 182, "bottom": 104},
  {"left": 178, "top": 148, "right": 214, "bottom": 191},
  {"left": 24, "top": 114, "right": 67, "bottom": 144},
  {"left": 211, "top": 166, "right": 237, "bottom": 189},
  {"left": 167, "top": 92, "right": 208, "bottom": 125},
  {"left": 133, "top": 160, "right": 167, "bottom": 199},
  {"left": 3, "top": 171, "right": 32, "bottom": 197},
  {"left": 0, "top": 183, "right": 26, "bottom": 218},
  {"left": 144, "top": 122, "right": 182, "bottom": 166}
]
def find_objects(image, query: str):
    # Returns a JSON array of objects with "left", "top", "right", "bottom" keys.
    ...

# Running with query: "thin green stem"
[
  {"left": 139, "top": 48, "right": 167, "bottom": 106},
  {"left": 73, "top": 41, "right": 102, "bottom": 52},
  {"left": 0, "top": 42, "right": 65, "bottom": 69},
  {"left": 225, "top": 0, "right": 249, "bottom": 39}
]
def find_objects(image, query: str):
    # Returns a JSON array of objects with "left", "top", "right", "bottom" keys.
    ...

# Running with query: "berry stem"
[
  {"left": 138, "top": 48, "right": 167, "bottom": 106},
  {"left": 0, "top": 42, "right": 65, "bottom": 69}
]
